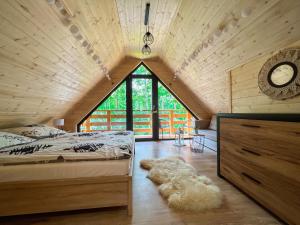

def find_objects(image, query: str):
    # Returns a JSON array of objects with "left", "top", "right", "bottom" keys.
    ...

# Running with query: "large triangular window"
[
  {"left": 157, "top": 82, "right": 195, "bottom": 139},
  {"left": 78, "top": 63, "right": 197, "bottom": 140},
  {"left": 79, "top": 82, "right": 127, "bottom": 132},
  {"left": 132, "top": 64, "right": 152, "bottom": 75}
]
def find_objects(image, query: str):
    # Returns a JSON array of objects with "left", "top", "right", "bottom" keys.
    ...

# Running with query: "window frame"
[{"left": 77, "top": 62, "right": 198, "bottom": 132}]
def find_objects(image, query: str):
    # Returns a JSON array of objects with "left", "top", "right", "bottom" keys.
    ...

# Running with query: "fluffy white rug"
[{"left": 140, "top": 156, "right": 223, "bottom": 211}]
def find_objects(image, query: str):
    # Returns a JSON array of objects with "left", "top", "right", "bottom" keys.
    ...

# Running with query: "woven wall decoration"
[{"left": 258, "top": 48, "right": 300, "bottom": 100}]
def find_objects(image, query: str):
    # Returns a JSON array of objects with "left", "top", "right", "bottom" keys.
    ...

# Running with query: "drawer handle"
[
  {"left": 241, "top": 148, "right": 261, "bottom": 156},
  {"left": 241, "top": 172, "right": 261, "bottom": 185},
  {"left": 241, "top": 124, "right": 261, "bottom": 128}
]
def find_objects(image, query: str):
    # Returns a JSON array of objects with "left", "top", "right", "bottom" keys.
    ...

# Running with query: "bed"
[{"left": 0, "top": 130, "right": 134, "bottom": 216}]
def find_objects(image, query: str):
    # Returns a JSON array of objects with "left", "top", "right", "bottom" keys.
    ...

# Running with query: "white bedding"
[{"left": 0, "top": 131, "right": 134, "bottom": 165}]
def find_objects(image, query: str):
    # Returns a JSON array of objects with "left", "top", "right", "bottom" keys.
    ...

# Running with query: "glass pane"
[
  {"left": 132, "top": 64, "right": 152, "bottom": 75},
  {"left": 132, "top": 78, "right": 152, "bottom": 138},
  {"left": 79, "top": 82, "right": 126, "bottom": 132},
  {"left": 158, "top": 82, "right": 195, "bottom": 139}
]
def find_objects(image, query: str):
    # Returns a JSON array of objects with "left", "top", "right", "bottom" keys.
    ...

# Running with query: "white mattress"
[{"left": 0, "top": 158, "right": 131, "bottom": 183}]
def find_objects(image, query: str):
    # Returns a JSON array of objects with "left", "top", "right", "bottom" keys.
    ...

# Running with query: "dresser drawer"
[
  {"left": 220, "top": 118, "right": 300, "bottom": 159},
  {"left": 220, "top": 155, "right": 300, "bottom": 225},
  {"left": 220, "top": 138, "right": 300, "bottom": 182}
]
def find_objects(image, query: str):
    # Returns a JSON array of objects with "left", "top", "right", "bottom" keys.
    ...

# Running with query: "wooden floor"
[{"left": 0, "top": 141, "right": 282, "bottom": 225}]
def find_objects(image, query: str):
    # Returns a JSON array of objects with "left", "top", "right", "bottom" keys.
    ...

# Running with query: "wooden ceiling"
[
  {"left": 116, "top": 0, "right": 181, "bottom": 58},
  {"left": 0, "top": 0, "right": 300, "bottom": 127},
  {"left": 0, "top": 0, "right": 124, "bottom": 127},
  {"left": 161, "top": 0, "right": 300, "bottom": 113}
]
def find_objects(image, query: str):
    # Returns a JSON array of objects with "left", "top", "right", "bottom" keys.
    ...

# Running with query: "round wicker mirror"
[{"left": 258, "top": 48, "right": 300, "bottom": 100}]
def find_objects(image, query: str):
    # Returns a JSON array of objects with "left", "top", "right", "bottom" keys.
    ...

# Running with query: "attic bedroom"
[{"left": 0, "top": 0, "right": 299, "bottom": 225}]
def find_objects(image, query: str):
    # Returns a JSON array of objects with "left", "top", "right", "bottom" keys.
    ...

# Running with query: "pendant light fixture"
[
  {"left": 142, "top": 3, "right": 154, "bottom": 55},
  {"left": 142, "top": 44, "right": 151, "bottom": 55},
  {"left": 143, "top": 26, "right": 154, "bottom": 45}
]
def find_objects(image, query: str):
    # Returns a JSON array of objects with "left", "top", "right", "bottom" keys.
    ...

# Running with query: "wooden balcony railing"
[{"left": 80, "top": 109, "right": 193, "bottom": 137}]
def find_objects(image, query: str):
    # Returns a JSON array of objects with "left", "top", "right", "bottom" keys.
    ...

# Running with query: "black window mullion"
[
  {"left": 152, "top": 76, "right": 159, "bottom": 140},
  {"left": 126, "top": 76, "right": 133, "bottom": 131}
]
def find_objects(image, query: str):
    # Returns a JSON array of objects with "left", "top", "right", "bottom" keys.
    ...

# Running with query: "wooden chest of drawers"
[{"left": 217, "top": 114, "right": 300, "bottom": 225}]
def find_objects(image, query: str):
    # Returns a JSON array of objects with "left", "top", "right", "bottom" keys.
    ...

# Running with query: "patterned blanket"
[{"left": 0, "top": 131, "right": 134, "bottom": 166}]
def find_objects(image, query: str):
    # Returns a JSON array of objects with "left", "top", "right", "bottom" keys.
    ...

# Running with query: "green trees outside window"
[{"left": 80, "top": 64, "right": 194, "bottom": 139}]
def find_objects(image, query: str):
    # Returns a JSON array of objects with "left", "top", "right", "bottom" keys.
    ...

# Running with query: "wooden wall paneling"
[
  {"left": 5, "top": 0, "right": 99, "bottom": 76},
  {"left": 231, "top": 40, "right": 300, "bottom": 113},
  {"left": 0, "top": 28, "right": 86, "bottom": 92},
  {"left": 63, "top": 57, "right": 141, "bottom": 131},
  {"left": 173, "top": 0, "right": 279, "bottom": 75},
  {"left": 176, "top": 0, "right": 277, "bottom": 74},
  {"left": 37, "top": 0, "right": 124, "bottom": 74},
  {"left": 63, "top": 56, "right": 211, "bottom": 131},
  {"left": 1, "top": 0, "right": 300, "bottom": 128},
  {"left": 37, "top": 1, "right": 118, "bottom": 72},
  {"left": 143, "top": 57, "right": 211, "bottom": 119},
  {"left": 116, "top": 0, "right": 181, "bottom": 59},
  {"left": 64, "top": 0, "right": 124, "bottom": 67},
  {"left": 115, "top": 0, "right": 143, "bottom": 56},
  {"left": 161, "top": 0, "right": 235, "bottom": 60},
  {"left": 204, "top": 1, "right": 299, "bottom": 74},
  {"left": 0, "top": 0, "right": 124, "bottom": 128},
  {"left": 160, "top": 0, "right": 300, "bottom": 114},
  {"left": 0, "top": 57, "right": 78, "bottom": 103}
]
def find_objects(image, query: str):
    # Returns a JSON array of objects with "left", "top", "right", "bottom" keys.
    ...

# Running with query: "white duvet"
[{"left": 0, "top": 131, "right": 134, "bottom": 165}]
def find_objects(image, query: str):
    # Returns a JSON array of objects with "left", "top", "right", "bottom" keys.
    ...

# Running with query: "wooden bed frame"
[{"left": 0, "top": 154, "right": 134, "bottom": 217}]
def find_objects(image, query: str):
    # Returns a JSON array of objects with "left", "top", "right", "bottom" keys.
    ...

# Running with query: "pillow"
[
  {"left": 208, "top": 115, "right": 217, "bottom": 130},
  {"left": 2, "top": 125, "right": 66, "bottom": 138},
  {"left": 0, "top": 131, "right": 35, "bottom": 149}
]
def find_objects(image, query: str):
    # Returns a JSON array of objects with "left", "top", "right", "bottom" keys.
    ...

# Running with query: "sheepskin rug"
[{"left": 140, "top": 156, "right": 223, "bottom": 211}]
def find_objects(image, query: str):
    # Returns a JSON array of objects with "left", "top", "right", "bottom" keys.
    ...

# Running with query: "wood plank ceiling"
[
  {"left": 162, "top": 0, "right": 300, "bottom": 113},
  {"left": 0, "top": 0, "right": 300, "bottom": 128},
  {"left": 116, "top": 0, "right": 181, "bottom": 58},
  {"left": 117, "top": 0, "right": 300, "bottom": 113},
  {"left": 0, "top": 0, "right": 124, "bottom": 127}
]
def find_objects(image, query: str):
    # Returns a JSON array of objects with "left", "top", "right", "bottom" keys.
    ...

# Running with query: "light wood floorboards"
[{"left": 0, "top": 141, "right": 282, "bottom": 225}]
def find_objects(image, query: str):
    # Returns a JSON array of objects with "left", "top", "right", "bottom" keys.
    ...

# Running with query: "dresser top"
[{"left": 217, "top": 113, "right": 300, "bottom": 122}]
